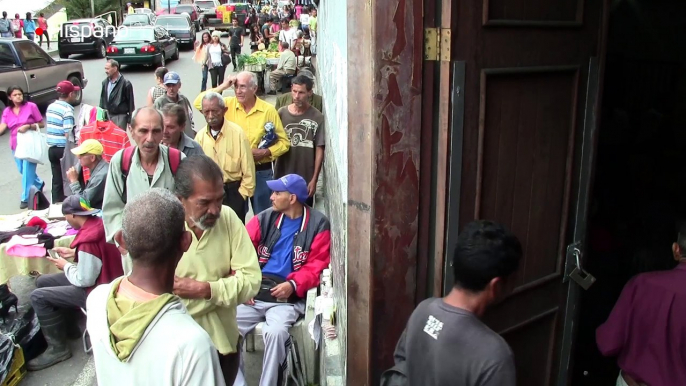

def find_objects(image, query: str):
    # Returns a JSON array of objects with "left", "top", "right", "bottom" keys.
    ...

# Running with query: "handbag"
[
  {"left": 15, "top": 129, "right": 48, "bottom": 165},
  {"left": 254, "top": 274, "right": 300, "bottom": 304},
  {"left": 221, "top": 44, "right": 232, "bottom": 66}
]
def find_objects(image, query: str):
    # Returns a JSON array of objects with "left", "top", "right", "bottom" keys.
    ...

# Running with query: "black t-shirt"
[{"left": 228, "top": 26, "right": 244, "bottom": 46}]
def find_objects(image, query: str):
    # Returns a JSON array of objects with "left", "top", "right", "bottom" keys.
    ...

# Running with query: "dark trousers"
[
  {"left": 210, "top": 66, "right": 226, "bottom": 88},
  {"left": 219, "top": 352, "right": 239, "bottom": 385},
  {"left": 48, "top": 146, "right": 65, "bottom": 203},
  {"left": 30, "top": 273, "right": 87, "bottom": 317},
  {"left": 224, "top": 181, "right": 246, "bottom": 223},
  {"left": 201, "top": 65, "right": 209, "bottom": 92},
  {"left": 39, "top": 31, "right": 50, "bottom": 47},
  {"left": 230, "top": 45, "right": 241, "bottom": 69}
]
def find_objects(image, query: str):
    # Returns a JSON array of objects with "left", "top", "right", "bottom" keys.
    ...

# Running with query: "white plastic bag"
[{"left": 15, "top": 129, "right": 48, "bottom": 165}]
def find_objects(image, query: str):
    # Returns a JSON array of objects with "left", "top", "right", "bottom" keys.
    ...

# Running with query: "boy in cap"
[
  {"left": 153, "top": 71, "right": 195, "bottom": 137},
  {"left": 66, "top": 139, "right": 108, "bottom": 209},
  {"left": 236, "top": 174, "right": 331, "bottom": 386},
  {"left": 27, "top": 196, "right": 124, "bottom": 371},
  {"left": 46, "top": 80, "right": 80, "bottom": 203}
]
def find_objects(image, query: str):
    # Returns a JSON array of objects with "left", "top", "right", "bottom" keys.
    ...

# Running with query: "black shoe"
[
  {"left": 26, "top": 312, "right": 72, "bottom": 371},
  {"left": 0, "top": 293, "right": 18, "bottom": 324},
  {"left": 19, "top": 202, "right": 28, "bottom": 210}
]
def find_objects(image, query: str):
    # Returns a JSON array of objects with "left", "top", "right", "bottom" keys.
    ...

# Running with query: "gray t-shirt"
[
  {"left": 228, "top": 27, "right": 244, "bottom": 47},
  {"left": 392, "top": 298, "right": 516, "bottom": 386},
  {"left": 274, "top": 106, "right": 325, "bottom": 184}
]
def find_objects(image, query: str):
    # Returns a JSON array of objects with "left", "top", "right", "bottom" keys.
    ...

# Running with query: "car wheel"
[
  {"left": 68, "top": 76, "right": 83, "bottom": 105},
  {"left": 172, "top": 45, "right": 179, "bottom": 60},
  {"left": 59, "top": 52, "right": 69, "bottom": 59},
  {"left": 97, "top": 42, "right": 106, "bottom": 59}
]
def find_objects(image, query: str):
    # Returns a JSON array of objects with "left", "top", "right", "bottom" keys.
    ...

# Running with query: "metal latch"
[
  {"left": 564, "top": 242, "right": 596, "bottom": 290},
  {"left": 424, "top": 28, "right": 451, "bottom": 62}
]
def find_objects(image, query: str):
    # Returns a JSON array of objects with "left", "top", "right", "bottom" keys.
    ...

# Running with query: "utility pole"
[{"left": 90, "top": 0, "right": 95, "bottom": 17}]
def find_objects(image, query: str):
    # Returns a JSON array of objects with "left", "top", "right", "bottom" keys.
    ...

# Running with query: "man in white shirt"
[
  {"left": 269, "top": 42, "right": 296, "bottom": 95},
  {"left": 87, "top": 188, "right": 226, "bottom": 386}
]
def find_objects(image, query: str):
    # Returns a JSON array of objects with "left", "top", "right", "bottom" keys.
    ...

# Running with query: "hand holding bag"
[
  {"left": 221, "top": 44, "right": 232, "bottom": 66},
  {"left": 15, "top": 128, "right": 48, "bottom": 165}
]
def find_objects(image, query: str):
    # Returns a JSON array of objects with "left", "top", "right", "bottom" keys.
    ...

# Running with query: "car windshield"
[
  {"left": 196, "top": 1, "right": 214, "bottom": 8},
  {"left": 114, "top": 28, "right": 155, "bottom": 42},
  {"left": 156, "top": 17, "right": 188, "bottom": 27},
  {"left": 175, "top": 6, "right": 193, "bottom": 12},
  {"left": 123, "top": 15, "right": 150, "bottom": 24}
]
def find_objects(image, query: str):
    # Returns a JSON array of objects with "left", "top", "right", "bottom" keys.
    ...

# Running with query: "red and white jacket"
[{"left": 246, "top": 206, "right": 331, "bottom": 298}]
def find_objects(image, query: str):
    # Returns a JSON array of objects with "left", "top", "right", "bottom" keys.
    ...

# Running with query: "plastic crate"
[{"left": 1, "top": 346, "right": 26, "bottom": 386}]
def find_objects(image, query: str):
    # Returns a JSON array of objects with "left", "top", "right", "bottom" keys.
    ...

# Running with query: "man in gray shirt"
[
  {"left": 154, "top": 71, "right": 195, "bottom": 137},
  {"left": 160, "top": 104, "right": 204, "bottom": 157},
  {"left": 384, "top": 220, "right": 522, "bottom": 386},
  {"left": 65, "top": 139, "right": 108, "bottom": 209}
]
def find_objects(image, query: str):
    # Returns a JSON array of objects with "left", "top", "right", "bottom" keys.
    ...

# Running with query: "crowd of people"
[{"left": 0, "top": 11, "right": 49, "bottom": 46}]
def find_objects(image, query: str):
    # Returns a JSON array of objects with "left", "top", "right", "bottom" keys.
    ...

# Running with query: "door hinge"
[{"left": 424, "top": 28, "right": 451, "bottom": 62}]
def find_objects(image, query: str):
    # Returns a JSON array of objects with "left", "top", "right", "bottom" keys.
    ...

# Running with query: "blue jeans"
[
  {"left": 25, "top": 32, "right": 35, "bottom": 41},
  {"left": 250, "top": 167, "right": 273, "bottom": 215},
  {"left": 201, "top": 65, "right": 208, "bottom": 92},
  {"left": 14, "top": 153, "right": 43, "bottom": 203}
]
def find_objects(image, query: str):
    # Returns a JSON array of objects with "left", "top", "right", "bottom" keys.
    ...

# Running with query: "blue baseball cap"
[
  {"left": 163, "top": 71, "right": 181, "bottom": 85},
  {"left": 266, "top": 174, "right": 309, "bottom": 204}
]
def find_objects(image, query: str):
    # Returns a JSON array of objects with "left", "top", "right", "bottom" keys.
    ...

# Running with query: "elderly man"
[
  {"left": 172, "top": 155, "right": 261, "bottom": 384},
  {"left": 274, "top": 75, "right": 325, "bottom": 206},
  {"left": 27, "top": 195, "right": 123, "bottom": 371},
  {"left": 195, "top": 92, "right": 255, "bottom": 222},
  {"left": 66, "top": 139, "right": 108, "bottom": 209},
  {"left": 154, "top": 71, "right": 195, "bottom": 137},
  {"left": 194, "top": 71, "right": 290, "bottom": 215},
  {"left": 161, "top": 104, "right": 203, "bottom": 157},
  {"left": 102, "top": 107, "right": 185, "bottom": 273},
  {"left": 236, "top": 174, "right": 331, "bottom": 386},
  {"left": 100, "top": 59, "right": 135, "bottom": 131},
  {"left": 88, "top": 189, "right": 225, "bottom": 386},
  {"left": 268, "top": 42, "right": 296, "bottom": 95}
]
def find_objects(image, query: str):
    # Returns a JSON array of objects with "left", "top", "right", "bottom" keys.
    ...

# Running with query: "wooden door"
[{"left": 443, "top": 1, "right": 605, "bottom": 385}]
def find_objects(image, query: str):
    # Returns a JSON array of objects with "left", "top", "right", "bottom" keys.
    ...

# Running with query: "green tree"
[{"left": 58, "top": 0, "right": 119, "bottom": 20}]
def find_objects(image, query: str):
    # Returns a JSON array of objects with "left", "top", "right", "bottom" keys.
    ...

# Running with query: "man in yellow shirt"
[
  {"left": 172, "top": 155, "right": 261, "bottom": 385},
  {"left": 194, "top": 71, "right": 290, "bottom": 215},
  {"left": 195, "top": 92, "right": 256, "bottom": 222}
]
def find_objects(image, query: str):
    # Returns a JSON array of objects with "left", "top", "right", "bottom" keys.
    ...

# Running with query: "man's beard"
[{"left": 190, "top": 212, "right": 218, "bottom": 230}]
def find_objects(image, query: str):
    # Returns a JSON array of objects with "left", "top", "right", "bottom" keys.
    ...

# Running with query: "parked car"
[
  {"left": 105, "top": 26, "right": 179, "bottom": 68},
  {"left": 0, "top": 38, "right": 88, "bottom": 108},
  {"left": 134, "top": 8, "right": 154, "bottom": 15},
  {"left": 155, "top": 15, "right": 196, "bottom": 49},
  {"left": 57, "top": 18, "right": 116, "bottom": 59},
  {"left": 195, "top": 0, "right": 220, "bottom": 26},
  {"left": 175, "top": 4, "right": 203, "bottom": 30},
  {"left": 122, "top": 13, "right": 155, "bottom": 27}
]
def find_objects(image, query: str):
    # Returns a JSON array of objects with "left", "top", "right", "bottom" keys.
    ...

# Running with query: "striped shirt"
[
  {"left": 79, "top": 121, "right": 130, "bottom": 181},
  {"left": 46, "top": 100, "right": 75, "bottom": 147}
]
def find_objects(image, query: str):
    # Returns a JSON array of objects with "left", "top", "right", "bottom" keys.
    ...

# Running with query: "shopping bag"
[
  {"left": 60, "top": 131, "right": 79, "bottom": 197},
  {"left": 14, "top": 130, "right": 48, "bottom": 165}
]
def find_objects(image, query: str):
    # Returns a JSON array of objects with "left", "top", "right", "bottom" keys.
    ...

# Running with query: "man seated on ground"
[
  {"left": 269, "top": 42, "right": 296, "bottom": 95},
  {"left": 161, "top": 104, "right": 204, "bottom": 157},
  {"left": 235, "top": 174, "right": 330, "bottom": 386},
  {"left": 382, "top": 220, "right": 521, "bottom": 386},
  {"left": 87, "top": 189, "right": 226, "bottom": 386},
  {"left": 154, "top": 71, "right": 195, "bottom": 138},
  {"left": 66, "top": 139, "right": 108, "bottom": 209},
  {"left": 596, "top": 223, "right": 686, "bottom": 386},
  {"left": 173, "top": 155, "right": 261, "bottom": 384},
  {"left": 27, "top": 196, "right": 124, "bottom": 371},
  {"left": 274, "top": 70, "right": 322, "bottom": 112}
]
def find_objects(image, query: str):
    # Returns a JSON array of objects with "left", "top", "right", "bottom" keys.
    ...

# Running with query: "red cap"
[{"left": 56, "top": 80, "right": 81, "bottom": 94}]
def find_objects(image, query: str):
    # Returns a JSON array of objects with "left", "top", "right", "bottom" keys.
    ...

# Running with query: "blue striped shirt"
[{"left": 46, "top": 100, "right": 75, "bottom": 147}]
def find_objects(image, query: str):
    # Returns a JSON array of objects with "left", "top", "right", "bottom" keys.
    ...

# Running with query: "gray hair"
[
  {"left": 174, "top": 154, "right": 224, "bottom": 199},
  {"left": 106, "top": 59, "right": 120, "bottom": 69},
  {"left": 237, "top": 71, "right": 258, "bottom": 89},
  {"left": 122, "top": 188, "right": 186, "bottom": 267},
  {"left": 161, "top": 103, "right": 187, "bottom": 128},
  {"left": 202, "top": 91, "right": 226, "bottom": 108},
  {"left": 296, "top": 30, "right": 303, "bottom": 38},
  {"left": 281, "top": 42, "right": 290, "bottom": 50},
  {"left": 131, "top": 107, "right": 163, "bottom": 130}
]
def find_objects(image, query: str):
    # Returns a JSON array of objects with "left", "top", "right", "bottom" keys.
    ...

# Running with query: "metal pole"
[
  {"left": 91, "top": 0, "right": 95, "bottom": 17},
  {"left": 168, "top": 0, "right": 171, "bottom": 15}
]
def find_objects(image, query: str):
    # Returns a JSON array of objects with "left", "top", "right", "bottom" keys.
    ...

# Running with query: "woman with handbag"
[
  {"left": 206, "top": 31, "right": 231, "bottom": 88},
  {"left": 0, "top": 86, "right": 45, "bottom": 209}
]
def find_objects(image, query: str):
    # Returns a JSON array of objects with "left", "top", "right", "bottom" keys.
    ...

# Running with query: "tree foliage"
[{"left": 58, "top": 0, "right": 120, "bottom": 20}]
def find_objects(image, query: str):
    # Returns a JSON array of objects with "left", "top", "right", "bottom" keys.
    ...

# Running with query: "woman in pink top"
[
  {"left": 37, "top": 13, "right": 49, "bottom": 49},
  {"left": 11, "top": 14, "right": 23, "bottom": 38},
  {"left": 0, "top": 86, "right": 45, "bottom": 209}
]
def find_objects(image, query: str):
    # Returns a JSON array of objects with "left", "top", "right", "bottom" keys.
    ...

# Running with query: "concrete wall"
[{"left": 317, "top": 0, "right": 348, "bottom": 382}]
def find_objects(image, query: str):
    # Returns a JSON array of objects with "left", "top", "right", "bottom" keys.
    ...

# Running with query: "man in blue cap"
[
  {"left": 153, "top": 71, "right": 195, "bottom": 137},
  {"left": 236, "top": 174, "right": 331, "bottom": 386}
]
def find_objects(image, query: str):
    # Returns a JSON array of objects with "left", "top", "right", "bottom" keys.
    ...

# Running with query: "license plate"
[
  {"left": 124, "top": 48, "right": 135, "bottom": 54},
  {"left": 70, "top": 37, "right": 81, "bottom": 43}
]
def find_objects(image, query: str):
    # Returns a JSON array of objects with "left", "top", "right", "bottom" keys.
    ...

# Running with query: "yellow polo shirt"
[
  {"left": 195, "top": 119, "right": 256, "bottom": 199},
  {"left": 193, "top": 91, "right": 290, "bottom": 165},
  {"left": 175, "top": 207, "right": 261, "bottom": 355}
]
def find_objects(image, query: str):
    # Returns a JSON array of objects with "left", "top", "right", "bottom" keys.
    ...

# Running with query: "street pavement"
[{"left": 8, "top": 33, "right": 277, "bottom": 386}]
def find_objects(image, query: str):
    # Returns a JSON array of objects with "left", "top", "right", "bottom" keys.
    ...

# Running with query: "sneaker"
[{"left": 19, "top": 202, "right": 28, "bottom": 210}]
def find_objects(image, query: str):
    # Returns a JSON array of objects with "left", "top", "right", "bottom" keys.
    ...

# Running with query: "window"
[
  {"left": 15, "top": 41, "right": 51, "bottom": 69},
  {"left": 0, "top": 44, "right": 16, "bottom": 67}
]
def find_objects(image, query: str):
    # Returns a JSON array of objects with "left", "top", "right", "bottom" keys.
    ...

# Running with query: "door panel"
[{"left": 445, "top": 0, "right": 604, "bottom": 385}]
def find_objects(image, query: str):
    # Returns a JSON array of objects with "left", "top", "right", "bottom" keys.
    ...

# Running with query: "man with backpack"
[
  {"left": 102, "top": 107, "right": 185, "bottom": 274},
  {"left": 0, "top": 12, "right": 14, "bottom": 37}
]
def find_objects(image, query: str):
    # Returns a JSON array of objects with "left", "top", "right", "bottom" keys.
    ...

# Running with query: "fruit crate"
[{"left": 1, "top": 346, "right": 25, "bottom": 386}]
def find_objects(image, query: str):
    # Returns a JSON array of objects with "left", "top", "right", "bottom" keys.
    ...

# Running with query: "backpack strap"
[
  {"left": 120, "top": 146, "right": 136, "bottom": 204},
  {"left": 167, "top": 146, "right": 182, "bottom": 176}
]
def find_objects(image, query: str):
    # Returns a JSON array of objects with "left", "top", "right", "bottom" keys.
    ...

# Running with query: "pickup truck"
[
  {"left": 205, "top": 3, "right": 252, "bottom": 32},
  {"left": 0, "top": 38, "right": 88, "bottom": 112}
]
